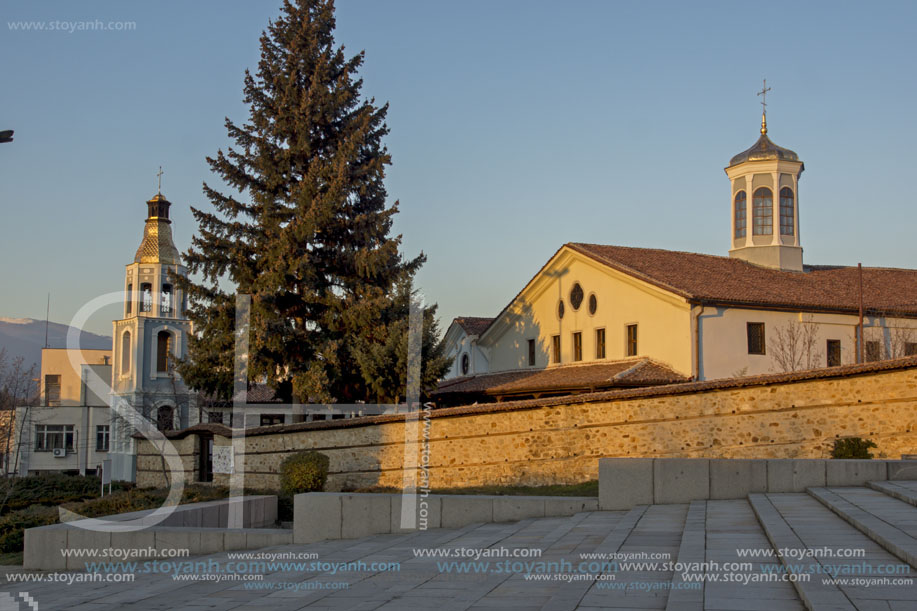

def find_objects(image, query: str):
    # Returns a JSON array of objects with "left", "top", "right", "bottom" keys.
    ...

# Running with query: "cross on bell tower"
[{"left": 757, "top": 79, "right": 772, "bottom": 135}]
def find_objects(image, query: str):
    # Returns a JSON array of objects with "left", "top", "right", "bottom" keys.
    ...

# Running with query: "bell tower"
[
  {"left": 109, "top": 184, "right": 196, "bottom": 481},
  {"left": 725, "top": 82, "right": 804, "bottom": 271}
]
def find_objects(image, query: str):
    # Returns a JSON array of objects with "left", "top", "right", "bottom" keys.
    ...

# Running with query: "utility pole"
[{"left": 857, "top": 263, "right": 864, "bottom": 364}]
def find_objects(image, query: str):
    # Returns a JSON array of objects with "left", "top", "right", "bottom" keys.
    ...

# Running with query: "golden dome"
[
  {"left": 728, "top": 114, "right": 801, "bottom": 167},
  {"left": 134, "top": 194, "right": 182, "bottom": 265}
]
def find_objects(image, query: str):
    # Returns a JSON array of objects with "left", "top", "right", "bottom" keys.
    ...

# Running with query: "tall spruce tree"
[{"left": 176, "top": 0, "right": 449, "bottom": 404}]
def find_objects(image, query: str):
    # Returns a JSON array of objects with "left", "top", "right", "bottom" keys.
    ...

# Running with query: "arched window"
[
  {"left": 157, "top": 406, "right": 174, "bottom": 432},
  {"left": 753, "top": 187, "right": 773, "bottom": 235},
  {"left": 121, "top": 331, "right": 131, "bottom": 375},
  {"left": 126, "top": 284, "right": 133, "bottom": 315},
  {"left": 156, "top": 331, "right": 172, "bottom": 373},
  {"left": 734, "top": 191, "right": 747, "bottom": 238},
  {"left": 161, "top": 284, "right": 173, "bottom": 317},
  {"left": 141, "top": 283, "right": 153, "bottom": 313},
  {"left": 779, "top": 187, "right": 794, "bottom": 235}
]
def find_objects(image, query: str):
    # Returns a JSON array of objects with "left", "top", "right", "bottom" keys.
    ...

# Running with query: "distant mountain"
[{"left": 0, "top": 317, "right": 111, "bottom": 371}]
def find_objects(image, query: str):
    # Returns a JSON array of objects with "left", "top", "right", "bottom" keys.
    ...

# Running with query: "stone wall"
[{"left": 136, "top": 361, "right": 917, "bottom": 490}]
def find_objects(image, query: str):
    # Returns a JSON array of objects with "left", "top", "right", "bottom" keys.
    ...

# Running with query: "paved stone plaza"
[{"left": 3, "top": 482, "right": 917, "bottom": 610}]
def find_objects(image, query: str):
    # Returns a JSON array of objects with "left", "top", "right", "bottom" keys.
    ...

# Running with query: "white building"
[{"left": 438, "top": 114, "right": 917, "bottom": 404}]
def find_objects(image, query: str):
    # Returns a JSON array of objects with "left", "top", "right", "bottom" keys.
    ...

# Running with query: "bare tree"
[
  {"left": 0, "top": 349, "right": 38, "bottom": 476},
  {"left": 769, "top": 316, "right": 823, "bottom": 373}
]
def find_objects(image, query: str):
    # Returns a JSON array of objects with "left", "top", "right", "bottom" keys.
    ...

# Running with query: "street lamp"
[{"left": 0, "top": 130, "right": 13, "bottom": 143}]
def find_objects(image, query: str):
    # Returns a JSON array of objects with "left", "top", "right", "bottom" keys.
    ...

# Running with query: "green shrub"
[
  {"left": 279, "top": 451, "right": 329, "bottom": 495},
  {"left": 0, "top": 505, "right": 58, "bottom": 553},
  {"left": 831, "top": 437, "right": 877, "bottom": 459},
  {"left": 0, "top": 474, "right": 132, "bottom": 514}
]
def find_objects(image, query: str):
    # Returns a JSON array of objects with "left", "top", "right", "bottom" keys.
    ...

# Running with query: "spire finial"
[
  {"left": 757, "top": 79, "right": 771, "bottom": 135},
  {"left": 156, "top": 166, "right": 164, "bottom": 194}
]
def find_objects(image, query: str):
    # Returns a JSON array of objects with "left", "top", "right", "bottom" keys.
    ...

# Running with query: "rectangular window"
[
  {"left": 551, "top": 335, "right": 561, "bottom": 364},
  {"left": 126, "top": 284, "right": 132, "bottom": 315},
  {"left": 260, "top": 414, "right": 285, "bottom": 426},
  {"left": 905, "top": 342, "right": 917, "bottom": 357},
  {"left": 96, "top": 425, "right": 110, "bottom": 452},
  {"left": 625, "top": 324, "right": 638, "bottom": 357},
  {"left": 826, "top": 340, "right": 841, "bottom": 367},
  {"left": 595, "top": 328, "right": 606, "bottom": 359},
  {"left": 865, "top": 341, "right": 881, "bottom": 362},
  {"left": 572, "top": 332, "right": 582, "bottom": 362},
  {"left": 747, "top": 322, "right": 766, "bottom": 355},
  {"left": 35, "top": 424, "right": 75, "bottom": 452},
  {"left": 44, "top": 375, "right": 61, "bottom": 407},
  {"left": 208, "top": 411, "right": 224, "bottom": 425},
  {"left": 527, "top": 339, "right": 536, "bottom": 367}
]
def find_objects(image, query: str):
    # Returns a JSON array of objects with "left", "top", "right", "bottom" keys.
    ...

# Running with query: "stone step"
[
  {"left": 702, "top": 499, "right": 804, "bottom": 611},
  {"left": 749, "top": 493, "right": 857, "bottom": 610},
  {"left": 753, "top": 491, "right": 917, "bottom": 610},
  {"left": 665, "top": 500, "right": 707, "bottom": 611},
  {"left": 807, "top": 486, "right": 917, "bottom": 568},
  {"left": 868, "top": 480, "right": 917, "bottom": 508}
]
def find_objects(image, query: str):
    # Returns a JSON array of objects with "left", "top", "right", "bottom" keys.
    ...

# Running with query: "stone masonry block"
[
  {"left": 391, "top": 494, "right": 442, "bottom": 533},
  {"left": 653, "top": 459, "right": 710, "bottom": 505},
  {"left": 440, "top": 495, "right": 493, "bottom": 528},
  {"left": 341, "top": 493, "right": 392, "bottom": 539},
  {"left": 766, "top": 459, "right": 826, "bottom": 492},
  {"left": 709, "top": 459, "right": 767, "bottom": 499},
  {"left": 826, "top": 459, "right": 888, "bottom": 487},
  {"left": 294, "top": 492, "right": 342, "bottom": 544},
  {"left": 493, "top": 497, "right": 545, "bottom": 523},
  {"left": 599, "top": 458, "right": 654, "bottom": 510},
  {"left": 545, "top": 497, "right": 598, "bottom": 516},
  {"left": 23, "top": 525, "right": 68, "bottom": 570}
]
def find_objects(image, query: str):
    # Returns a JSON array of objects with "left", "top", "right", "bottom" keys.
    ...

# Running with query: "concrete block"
[
  {"left": 249, "top": 496, "right": 265, "bottom": 527},
  {"left": 66, "top": 527, "right": 112, "bottom": 571},
  {"left": 440, "top": 495, "right": 493, "bottom": 528},
  {"left": 226, "top": 497, "right": 246, "bottom": 529},
  {"left": 391, "top": 493, "right": 442, "bottom": 533},
  {"left": 294, "top": 492, "right": 342, "bottom": 544},
  {"left": 341, "top": 493, "right": 391, "bottom": 539},
  {"left": 766, "top": 459, "right": 826, "bottom": 492},
  {"left": 653, "top": 459, "right": 710, "bottom": 505},
  {"left": 263, "top": 496, "right": 278, "bottom": 526},
  {"left": 23, "top": 525, "right": 68, "bottom": 570},
  {"left": 826, "top": 459, "right": 888, "bottom": 487},
  {"left": 198, "top": 528, "right": 225, "bottom": 554},
  {"left": 544, "top": 497, "right": 598, "bottom": 516},
  {"left": 599, "top": 458, "right": 654, "bottom": 510},
  {"left": 109, "top": 529, "right": 155, "bottom": 559},
  {"left": 247, "top": 529, "right": 293, "bottom": 549},
  {"left": 155, "top": 528, "right": 201, "bottom": 557},
  {"left": 886, "top": 460, "right": 917, "bottom": 481},
  {"left": 224, "top": 530, "right": 248, "bottom": 551},
  {"left": 201, "top": 503, "right": 220, "bottom": 528},
  {"left": 493, "top": 497, "right": 545, "bottom": 522},
  {"left": 181, "top": 507, "right": 202, "bottom": 528},
  {"left": 709, "top": 459, "right": 767, "bottom": 499},
  {"left": 218, "top": 501, "right": 229, "bottom": 528}
]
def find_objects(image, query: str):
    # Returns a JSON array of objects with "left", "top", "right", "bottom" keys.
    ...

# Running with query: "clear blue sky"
[{"left": 2, "top": 1, "right": 916, "bottom": 335}]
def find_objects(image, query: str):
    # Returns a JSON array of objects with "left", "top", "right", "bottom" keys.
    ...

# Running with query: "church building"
[
  {"left": 438, "top": 110, "right": 917, "bottom": 405},
  {"left": 108, "top": 191, "right": 197, "bottom": 480}
]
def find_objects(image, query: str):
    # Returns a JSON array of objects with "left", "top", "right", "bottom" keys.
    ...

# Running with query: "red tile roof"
[
  {"left": 434, "top": 358, "right": 689, "bottom": 399},
  {"left": 569, "top": 243, "right": 917, "bottom": 316},
  {"left": 453, "top": 316, "right": 495, "bottom": 336}
]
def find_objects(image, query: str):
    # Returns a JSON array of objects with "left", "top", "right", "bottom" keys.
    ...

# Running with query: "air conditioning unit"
[{"left": 52, "top": 448, "right": 67, "bottom": 458}]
